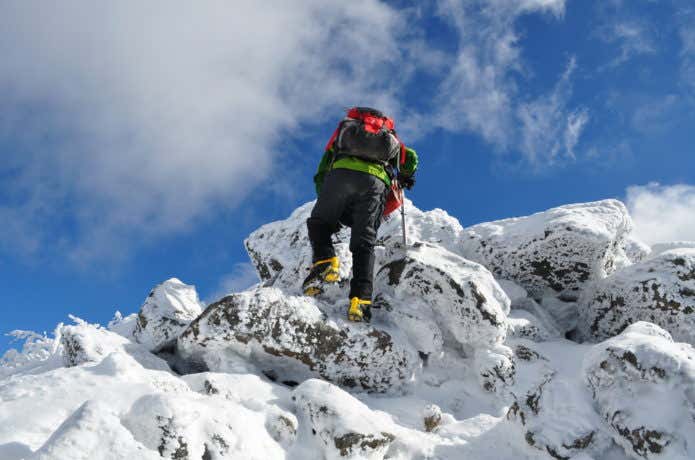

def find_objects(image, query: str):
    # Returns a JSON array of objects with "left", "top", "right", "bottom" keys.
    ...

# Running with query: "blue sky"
[{"left": 2, "top": 0, "right": 695, "bottom": 354}]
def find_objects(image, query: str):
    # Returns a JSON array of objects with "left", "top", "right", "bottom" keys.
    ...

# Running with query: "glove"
[{"left": 397, "top": 172, "right": 415, "bottom": 190}]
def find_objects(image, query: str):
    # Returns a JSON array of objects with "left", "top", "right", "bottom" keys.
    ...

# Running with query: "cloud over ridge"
[{"left": 0, "top": 0, "right": 586, "bottom": 263}]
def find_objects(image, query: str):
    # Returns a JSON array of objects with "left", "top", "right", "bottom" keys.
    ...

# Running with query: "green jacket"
[{"left": 314, "top": 147, "right": 418, "bottom": 195}]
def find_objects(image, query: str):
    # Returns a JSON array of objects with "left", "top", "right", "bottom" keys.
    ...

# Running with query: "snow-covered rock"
[
  {"left": 123, "top": 390, "right": 287, "bottom": 460},
  {"left": 583, "top": 322, "right": 695, "bottom": 460},
  {"left": 474, "top": 344, "right": 515, "bottom": 395},
  {"left": 182, "top": 372, "right": 298, "bottom": 447},
  {"left": 133, "top": 278, "right": 204, "bottom": 352},
  {"left": 461, "top": 200, "right": 633, "bottom": 302},
  {"left": 579, "top": 248, "right": 695, "bottom": 345},
  {"left": 29, "top": 401, "right": 159, "bottom": 460},
  {"left": 176, "top": 287, "right": 417, "bottom": 393},
  {"left": 649, "top": 241, "right": 695, "bottom": 257},
  {"left": 507, "top": 308, "right": 560, "bottom": 342},
  {"left": 60, "top": 320, "right": 171, "bottom": 372},
  {"left": 292, "top": 379, "right": 396, "bottom": 460},
  {"left": 244, "top": 200, "right": 465, "bottom": 295},
  {"left": 621, "top": 235, "right": 651, "bottom": 265},
  {"left": 506, "top": 343, "right": 612, "bottom": 460},
  {"left": 374, "top": 242, "right": 510, "bottom": 354}
]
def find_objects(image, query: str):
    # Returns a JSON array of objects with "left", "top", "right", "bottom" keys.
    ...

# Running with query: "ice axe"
[
  {"left": 383, "top": 181, "right": 407, "bottom": 247},
  {"left": 400, "top": 187, "right": 407, "bottom": 246}
]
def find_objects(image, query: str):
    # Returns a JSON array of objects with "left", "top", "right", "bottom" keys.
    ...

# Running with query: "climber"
[{"left": 302, "top": 107, "right": 418, "bottom": 322}]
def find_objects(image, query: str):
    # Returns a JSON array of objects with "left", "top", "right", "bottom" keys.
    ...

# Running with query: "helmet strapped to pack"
[{"left": 325, "top": 107, "right": 407, "bottom": 165}]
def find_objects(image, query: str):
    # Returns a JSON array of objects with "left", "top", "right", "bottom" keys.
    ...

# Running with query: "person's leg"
[
  {"left": 348, "top": 174, "right": 386, "bottom": 301},
  {"left": 307, "top": 169, "right": 351, "bottom": 262},
  {"left": 304, "top": 169, "right": 356, "bottom": 294}
]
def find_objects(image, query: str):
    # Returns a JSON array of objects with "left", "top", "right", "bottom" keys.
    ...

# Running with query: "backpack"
[{"left": 325, "top": 107, "right": 406, "bottom": 165}]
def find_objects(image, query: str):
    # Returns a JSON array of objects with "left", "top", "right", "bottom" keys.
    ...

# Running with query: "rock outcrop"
[
  {"left": 506, "top": 345, "right": 611, "bottom": 459},
  {"left": 122, "top": 391, "right": 286, "bottom": 460},
  {"left": 579, "top": 248, "right": 695, "bottom": 345},
  {"left": 244, "top": 200, "right": 465, "bottom": 295},
  {"left": 60, "top": 321, "right": 170, "bottom": 372},
  {"left": 292, "top": 379, "right": 396, "bottom": 460},
  {"left": 460, "top": 200, "right": 634, "bottom": 330},
  {"left": 583, "top": 322, "right": 695, "bottom": 460},
  {"left": 374, "top": 243, "right": 510, "bottom": 354},
  {"left": 133, "top": 278, "right": 204, "bottom": 352},
  {"left": 177, "top": 287, "right": 417, "bottom": 393}
]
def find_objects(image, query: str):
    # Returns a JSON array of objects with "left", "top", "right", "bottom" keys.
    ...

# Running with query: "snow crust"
[{"left": 2, "top": 198, "right": 694, "bottom": 460}]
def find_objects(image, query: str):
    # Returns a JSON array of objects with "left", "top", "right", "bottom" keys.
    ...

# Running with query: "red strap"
[{"left": 324, "top": 125, "right": 340, "bottom": 151}]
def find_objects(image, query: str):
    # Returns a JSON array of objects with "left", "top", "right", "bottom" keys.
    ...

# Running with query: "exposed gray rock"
[
  {"left": 579, "top": 248, "right": 695, "bottom": 345},
  {"left": 176, "top": 287, "right": 417, "bottom": 393},
  {"left": 134, "top": 278, "right": 204, "bottom": 352},
  {"left": 583, "top": 322, "right": 695, "bottom": 460}
]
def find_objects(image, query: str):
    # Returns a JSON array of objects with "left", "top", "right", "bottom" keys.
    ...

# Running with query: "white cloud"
[
  {"left": 0, "top": 0, "right": 408, "bottom": 263},
  {"left": 626, "top": 183, "right": 695, "bottom": 244},
  {"left": 597, "top": 20, "right": 656, "bottom": 68},
  {"left": 206, "top": 262, "right": 259, "bottom": 303},
  {"left": 431, "top": 0, "right": 584, "bottom": 163},
  {"left": 517, "top": 58, "right": 589, "bottom": 162},
  {"left": 0, "top": 0, "right": 593, "bottom": 264}
]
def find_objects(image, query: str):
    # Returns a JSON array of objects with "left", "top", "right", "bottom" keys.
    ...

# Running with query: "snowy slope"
[{"left": 2, "top": 199, "right": 693, "bottom": 460}]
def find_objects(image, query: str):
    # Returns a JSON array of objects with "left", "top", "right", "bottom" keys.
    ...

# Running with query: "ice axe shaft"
[{"left": 400, "top": 188, "right": 407, "bottom": 246}]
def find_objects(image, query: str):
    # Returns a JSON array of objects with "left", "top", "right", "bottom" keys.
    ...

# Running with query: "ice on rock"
[
  {"left": 292, "top": 379, "right": 396, "bottom": 460},
  {"left": 583, "top": 322, "right": 695, "bottom": 460},
  {"left": 579, "top": 248, "right": 695, "bottom": 345},
  {"left": 374, "top": 242, "right": 510, "bottom": 354},
  {"left": 461, "top": 199, "right": 633, "bottom": 303},
  {"left": 176, "top": 287, "right": 417, "bottom": 393},
  {"left": 133, "top": 278, "right": 204, "bottom": 352}
]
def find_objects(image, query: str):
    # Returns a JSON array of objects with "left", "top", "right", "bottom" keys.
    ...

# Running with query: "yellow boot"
[
  {"left": 302, "top": 257, "right": 340, "bottom": 296},
  {"left": 347, "top": 297, "right": 372, "bottom": 322}
]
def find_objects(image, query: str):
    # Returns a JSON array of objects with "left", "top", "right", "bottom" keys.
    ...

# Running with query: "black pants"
[{"left": 307, "top": 168, "right": 387, "bottom": 300}]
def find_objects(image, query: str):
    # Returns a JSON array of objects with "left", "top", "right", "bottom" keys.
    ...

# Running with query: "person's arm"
[
  {"left": 397, "top": 147, "right": 418, "bottom": 190},
  {"left": 313, "top": 148, "right": 335, "bottom": 196},
  {"left": 401, "top": 147, "right": 418, "bottom": 176}
]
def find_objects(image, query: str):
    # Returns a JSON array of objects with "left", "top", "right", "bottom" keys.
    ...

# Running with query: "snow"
[{"left": 3, "top": 198, "right": 695, "bottom": 460}]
